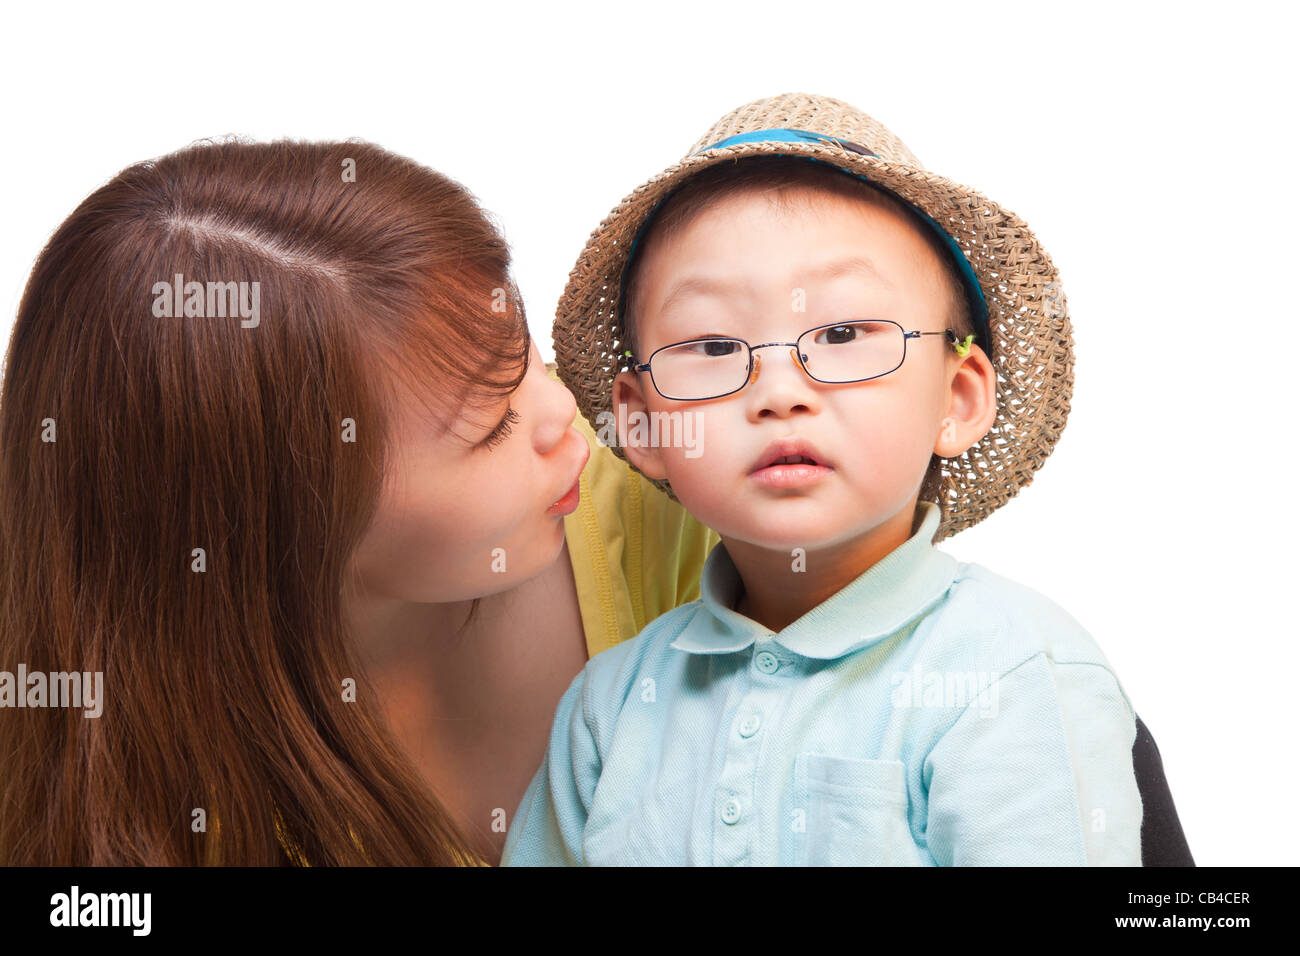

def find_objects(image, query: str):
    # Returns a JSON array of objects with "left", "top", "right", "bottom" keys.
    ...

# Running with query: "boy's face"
[{"left": 612, "top": 186, "right": 996, "bottom": 557}]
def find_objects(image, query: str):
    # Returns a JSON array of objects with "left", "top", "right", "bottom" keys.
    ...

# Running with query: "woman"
[
  {"left": 0, "top": 138, "right": 1187, "bottom": 866},
  {"left": 0, "top": 138, "right": 698, "bottom": 865}
]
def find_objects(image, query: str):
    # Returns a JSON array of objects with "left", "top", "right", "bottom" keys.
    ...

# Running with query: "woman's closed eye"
[{"left": 478, "top": 407, "right": 520, "bottom": 450}]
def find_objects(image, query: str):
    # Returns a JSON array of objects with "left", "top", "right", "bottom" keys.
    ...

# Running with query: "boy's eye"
[
  {"left": 478, "top": 407, "right": 520, "bottom": 450},
  {"left": 814, "top": 321, "right": 887, "bottom": 345},
  {"left": 681, "top": 338, "right": 743, "bottom": 358}
]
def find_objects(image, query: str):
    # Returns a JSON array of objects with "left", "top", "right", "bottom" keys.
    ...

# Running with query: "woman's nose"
[{"left": 535, "top": 372, "right": 580, "bottom": 453}]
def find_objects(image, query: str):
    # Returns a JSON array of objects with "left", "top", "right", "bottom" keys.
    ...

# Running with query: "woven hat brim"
[{"left": 552, "top": 139, "right": 1074, "bottom": 542}]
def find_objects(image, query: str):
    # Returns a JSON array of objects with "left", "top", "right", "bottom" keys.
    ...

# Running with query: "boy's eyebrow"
[
  {"left": 659, "top": 256, "right": 891, "bottom": 314},
  {"left": 812, "top": 256, "right": 893, "bottom": 289}
]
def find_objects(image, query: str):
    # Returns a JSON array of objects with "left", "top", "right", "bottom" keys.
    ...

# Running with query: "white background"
[{"left": 3, "top": 0, "right": 1295, "bottom": 866}]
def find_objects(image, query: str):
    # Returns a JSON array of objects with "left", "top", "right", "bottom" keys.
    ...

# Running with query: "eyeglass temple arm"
[{"left": 909, "top": 329, "right": 975, "bottom": 357}]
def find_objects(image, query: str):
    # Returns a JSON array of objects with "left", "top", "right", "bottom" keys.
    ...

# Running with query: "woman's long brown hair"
[{"left": 0, "top": 139, "right": 530, "bottom": 864}]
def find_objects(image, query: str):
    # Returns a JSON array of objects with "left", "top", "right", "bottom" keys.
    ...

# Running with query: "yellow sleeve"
[{"left": 549, "top": 364, "right": 720, "bottom": 658}]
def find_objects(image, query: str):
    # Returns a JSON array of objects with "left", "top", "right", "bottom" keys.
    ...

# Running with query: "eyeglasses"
[{"left": 630, "top": 319, "right": 972, "bottom": 402}]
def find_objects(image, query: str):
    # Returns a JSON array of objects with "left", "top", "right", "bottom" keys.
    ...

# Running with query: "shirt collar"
[{"left": 670, "top": 500, "right": 959, "bottom": 661}]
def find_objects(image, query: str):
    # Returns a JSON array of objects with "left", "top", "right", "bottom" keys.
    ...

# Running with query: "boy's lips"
[
  {"left": 749, "top": 437, "right": 834, "bottom": 489},
  {"left": 749, "top": 436, "right": 832, "bottom": 474}
]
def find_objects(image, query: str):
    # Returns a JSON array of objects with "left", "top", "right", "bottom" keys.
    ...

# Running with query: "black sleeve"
[{"left": 1133, "top": 714, "right": 1195, "bottom": 866}]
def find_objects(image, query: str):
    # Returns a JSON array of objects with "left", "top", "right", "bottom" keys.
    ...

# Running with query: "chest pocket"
[{"left": 793, "top": 753, "right": 922, "bottom": 866}]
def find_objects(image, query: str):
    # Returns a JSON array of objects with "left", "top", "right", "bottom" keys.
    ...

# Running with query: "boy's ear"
[
  {"left": 610, "top": 369, "right": 670, "bottom": 481},
  {"left": 934, "top": 345, "right": 998, "bottom": 458}
]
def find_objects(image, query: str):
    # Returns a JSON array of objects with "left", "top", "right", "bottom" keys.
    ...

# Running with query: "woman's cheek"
[
  {"left": 364, "top": 475, "right": 496, "bottom": 599},
  {"left": 449, "top": 463, "right": 562, "bottom": 589}
]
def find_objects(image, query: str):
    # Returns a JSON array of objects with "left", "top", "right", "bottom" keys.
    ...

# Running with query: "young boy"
[{"left": 502, "top": 93, "right": 1142, "bottom": 865}]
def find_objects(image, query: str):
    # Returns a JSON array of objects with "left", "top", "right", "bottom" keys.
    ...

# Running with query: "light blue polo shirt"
[{"left": 502, "top": 500, "right": 1142, "bottom": 866}]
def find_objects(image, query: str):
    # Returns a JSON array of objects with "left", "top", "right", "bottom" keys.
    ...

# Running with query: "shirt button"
[
  {"left": 721, "top": 798, "right": 742, "bottom": 825},
  {"left": 738, "top": 714, "right": 761, "bottom": 737},
  {"left": 754, "top": 650, "right": 780, "bottom": 674}
]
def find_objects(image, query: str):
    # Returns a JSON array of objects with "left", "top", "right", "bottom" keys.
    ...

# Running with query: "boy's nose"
[{"left": 744, "top": 348, "right": 820, "bottom": 419}]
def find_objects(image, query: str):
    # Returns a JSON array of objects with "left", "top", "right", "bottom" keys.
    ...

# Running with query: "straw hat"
[{"left": 552, "top": 92, "right": 1073, "bottom": 541}]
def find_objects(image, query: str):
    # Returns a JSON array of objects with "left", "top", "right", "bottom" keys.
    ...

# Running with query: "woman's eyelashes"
[{"left": 478, "top": 407, "right": 521, "bottom": 450}]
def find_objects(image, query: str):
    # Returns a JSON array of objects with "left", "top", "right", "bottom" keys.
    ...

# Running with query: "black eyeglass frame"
[{"left": 630, "top": 319, "right": 963, "bottom": 402}]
